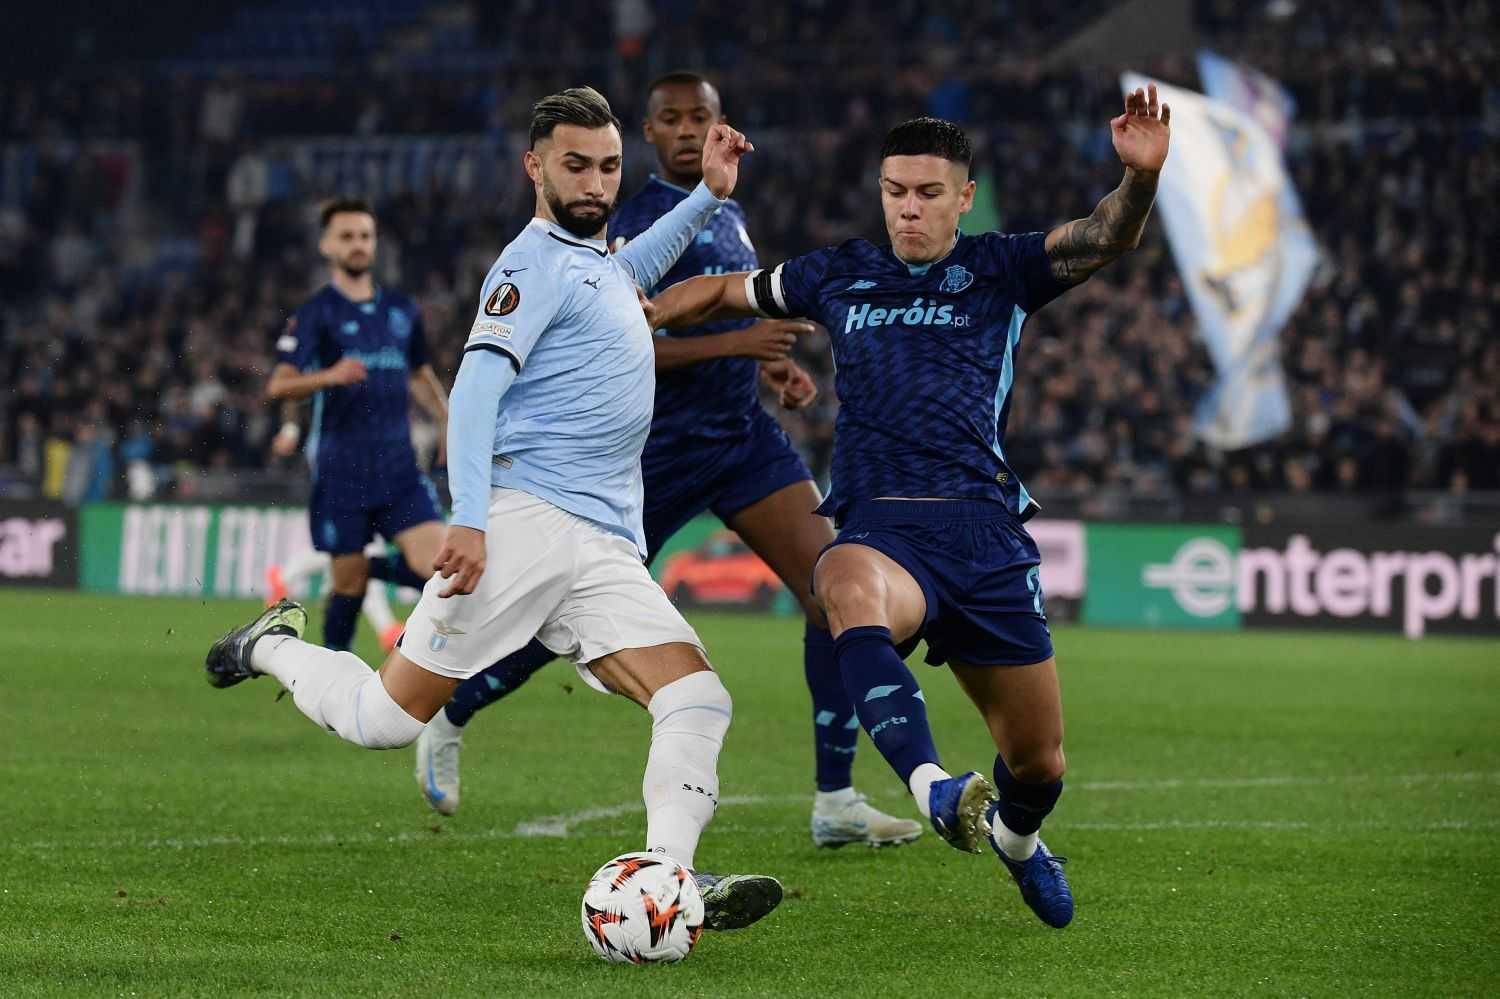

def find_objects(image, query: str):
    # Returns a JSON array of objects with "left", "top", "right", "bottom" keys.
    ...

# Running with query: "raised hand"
[
  {"left": 700, "top": 123, "right": 754, "bottom": 199},
  {"left": 1111, "top": 83, "right": 1171, "bottom": 173}
]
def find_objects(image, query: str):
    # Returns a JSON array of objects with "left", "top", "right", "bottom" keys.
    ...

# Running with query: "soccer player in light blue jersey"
[
  {"left": 204, "top": 87, "right": 783, "bottom": 934},
  {"left": 638, "top": 88, "right": 1173, "bottom": 928},
  {"left": 415, "top": 71, "right": 921, "bottom": 851}
]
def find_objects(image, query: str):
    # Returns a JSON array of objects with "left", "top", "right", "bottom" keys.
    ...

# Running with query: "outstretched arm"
[
  {"left": 645, "top": 271, "right": 758, "bottom": 329},
  {"left": 1045, "top": 83, "right": 1171, "bottom": 285},
  {"left": 615, "top": 123, "right": 752, "bottom": 290}
]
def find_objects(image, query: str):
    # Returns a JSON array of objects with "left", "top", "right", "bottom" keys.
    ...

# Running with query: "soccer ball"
[{"left": 580, "top": 851, "right": 705, "bottom": 964}]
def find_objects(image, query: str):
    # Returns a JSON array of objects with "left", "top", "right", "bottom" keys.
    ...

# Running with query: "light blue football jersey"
[{"left": 454, "top": 183, "right": 724, "bottom": 554}]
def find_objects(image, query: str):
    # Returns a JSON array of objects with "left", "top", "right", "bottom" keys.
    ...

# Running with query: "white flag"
[
  {"left": 1122, "top": 73, "right": 1318, "bottom": 449},
  {"left": 1196, "top": 50, "right": 1297, "bottom": 149}
]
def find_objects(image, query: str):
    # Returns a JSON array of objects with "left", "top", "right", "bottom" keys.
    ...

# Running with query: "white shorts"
[{"left": 401, "top": 488, "right": 703, "bottom": 693}]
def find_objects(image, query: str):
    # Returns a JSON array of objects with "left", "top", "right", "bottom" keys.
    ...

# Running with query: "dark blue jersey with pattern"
[
  {"left": 609, "top": 176, "right": 760, "bottom": 447},
  {"left": 275, "top": 285, "right": 428, "bottom": 482},
  {"left": 747, "top": 232, "right": 1070, "bottom": 520}
]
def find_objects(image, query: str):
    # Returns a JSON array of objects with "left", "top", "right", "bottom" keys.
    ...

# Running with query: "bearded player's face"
[
  {"left": 528, "top": 123, "right": 624, "bottom": 240},
  {"left": 879, "top": 155, "right": 976, "bottom": 265},
  {"left": 320, "top": 212, "right": 377, "bottom": 276}
]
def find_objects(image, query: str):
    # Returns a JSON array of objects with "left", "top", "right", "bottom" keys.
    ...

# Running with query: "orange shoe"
[
  {"left": 265, "top": 565, "right": 288, "bottom": 607},
  {"left": 379, "top": 621, "right": 405, "bottom": 652}
]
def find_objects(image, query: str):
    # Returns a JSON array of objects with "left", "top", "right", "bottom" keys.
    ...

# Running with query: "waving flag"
[
  {"left": 1196, "top": 50, "right": 1297, "bottom": 149},
  {"left": 1122, "top": 73, "right": 1318, "bottom": 449}
]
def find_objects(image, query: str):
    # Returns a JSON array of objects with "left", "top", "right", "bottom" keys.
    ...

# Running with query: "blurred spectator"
[{"left": 0, "top": 0, "right": 1494, "bottom": 507}]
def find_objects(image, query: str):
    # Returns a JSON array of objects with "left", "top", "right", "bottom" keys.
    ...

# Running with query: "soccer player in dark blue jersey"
[
  {"left": 413, "top": 73, "right": 922, "bottom": 849},
  {"left": 266, "top": 198, "right": 450, "bottom": 652},
  {"left": 640, "top": 86, "right": 1174, "bottom": 927}
]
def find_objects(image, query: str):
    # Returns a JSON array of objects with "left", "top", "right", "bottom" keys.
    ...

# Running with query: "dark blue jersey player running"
[
  {"left": 413, "top": 73, "right": 922, "bottom": 849},
  {"left": 644, "top": 87, "right": 1175, "bottom": 928},
  {"left": 267, "top": 198, "right": 450, "bottom": 652}
]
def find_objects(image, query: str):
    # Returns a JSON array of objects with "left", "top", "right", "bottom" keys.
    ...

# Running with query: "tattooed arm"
[
  {"left": 1045, "top": 83, "right": 1172, "bottom": 285},
  {"left": 1044, "top": 168, "right": 1160, "bottom": 284}
]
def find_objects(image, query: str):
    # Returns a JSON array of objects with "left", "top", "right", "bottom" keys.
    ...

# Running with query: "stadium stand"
[{"left": 1, "top": 0, "right": 1495, "bottom": 518}]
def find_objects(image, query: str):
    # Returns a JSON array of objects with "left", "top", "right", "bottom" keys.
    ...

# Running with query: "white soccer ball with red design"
[{"left": 580, "top": 851, "right": 705, "bottom": 964}]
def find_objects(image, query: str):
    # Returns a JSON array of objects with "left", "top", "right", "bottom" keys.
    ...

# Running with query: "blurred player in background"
[
  {"left": 414, "top": 72, "right": 922, "bottom": 851},
  {"left": 264, "top": 199, "right": 449, "bottom": 651},
  {"left": 206, "top": 87, "right": 783, "bottom": 931},
  {"left": 638, "top": 87, "right": 1173, "bottom": 927}
]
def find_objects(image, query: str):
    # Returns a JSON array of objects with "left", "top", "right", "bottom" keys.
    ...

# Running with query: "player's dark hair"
[
  {"left": 319, "top": 197, "right": 375, "bottom": 230},
  {"left": 879, "top": 117, "right": 972, "bottom": 166},
  {"left": 529, "top": 86, "right": 622, "bottom": 148},
  {"left": 647, "top": 70, "right": 708, "bottom": 97}
]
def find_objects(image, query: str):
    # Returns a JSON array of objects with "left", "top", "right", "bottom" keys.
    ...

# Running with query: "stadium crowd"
[{"left": 1, "top": 0, "right": 1495, "bottom": 505}]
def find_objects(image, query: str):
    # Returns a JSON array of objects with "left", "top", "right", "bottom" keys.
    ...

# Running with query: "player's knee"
[
  {"left": 647, "top": 670, "right": 732, "bottom": 743},
  {"left": 1008, "top": 741, "right": 1066, "bottom": 784},
  {"left": 345, "top": 670, "right": 427, "bottom": 749},
  {"left": 817, "top": 572, "right": 887, "bottom": 626}
]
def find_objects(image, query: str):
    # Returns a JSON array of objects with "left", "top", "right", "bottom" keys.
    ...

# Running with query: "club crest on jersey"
[
  {"left": 341, "top": 320, "right": 360, "bottom": 336},
  {"left": 939, "top": 264, "right": 974, "bottom": 294},
  {"left": 485, "top": 282, "right": 520, "bottom": 317},
  {"left": 387, "top": 308, "right": 412, "bottom": 341}
]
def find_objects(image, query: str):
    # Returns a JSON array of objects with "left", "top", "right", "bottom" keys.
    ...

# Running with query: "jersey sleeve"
[
  {"left": 274, "top": 301, "right": 323, "bottom": 370},
  {"left": 466, "top": 250, "right": 566, "bottom": 371},
  {"left": 742, "top": 246, "right": 836, "bottom": 323},
  {"left": 976, "top": 231, "right": 1071, "bottom": 313}
]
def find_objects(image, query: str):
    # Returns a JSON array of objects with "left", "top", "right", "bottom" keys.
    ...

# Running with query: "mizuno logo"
[
  {"left": 583, "top": 277, "right": 601, "bottom": 289},
  {"left": 502, "top": 267, "right": 527, "bottom": 277},
  {"left": 431, "top": 619, "right": 467, "bottom": 637},
  {"left": 848, "top": 279, "right": 878, "bottom": 290}
]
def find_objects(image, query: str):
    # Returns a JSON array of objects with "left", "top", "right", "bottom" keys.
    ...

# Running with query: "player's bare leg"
[
  {"left": 393, "top": 520, "right": 443, "bottom": 583},
  {"left": 950, "top": 657, "right": 1073, "bottom": 928},
  {"left": 587, "top": 642, "right": 783, "bottom": 931},
  {"left": 814, "top": 544, "right": 995, "bottom": 852},
  {"left": 728, "top": 483, "right": 922, "bottom": 848}
]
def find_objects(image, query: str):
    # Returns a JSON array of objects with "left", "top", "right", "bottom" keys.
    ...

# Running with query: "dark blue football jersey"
[
  {"left": 609, "top": 176, "right": 760, "bottom": 445},
  {"left": 275, "top": 285, "right": 428, "bottom": 481},
  {"left": 745, "top": 232, "right": 1070, "bottom": 520}
]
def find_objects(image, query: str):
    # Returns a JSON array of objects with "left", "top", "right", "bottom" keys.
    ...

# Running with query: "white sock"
[
  {"left": 907, "top": 762, "right": 951, "bottom": 819},
  {"left": 642, "top": 671, "right": 732, "bottom": 870},
  {"left": 252, "top": 635, "right": 425, "bottom": 749},
  {"left": 361, "top": 581, "right": 396, "bottom": 634},
  {"left": 282, "top": 548, "right": 330, "bottom": 590},
  {"left": 814, "top": 787, "right": 857, "bottom": 811},
  {"left": 992, "top": 816, "right": 1039, "bottom": 861}
]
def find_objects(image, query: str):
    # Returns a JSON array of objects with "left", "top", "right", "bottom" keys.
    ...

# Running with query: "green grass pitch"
[{"left": 2, "top": 589, "right": 1497, "bottom": 997}]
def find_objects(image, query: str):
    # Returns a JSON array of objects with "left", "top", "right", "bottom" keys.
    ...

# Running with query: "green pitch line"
[{"left": 1, "top": 590, "right": 1497, "bottom": 997}]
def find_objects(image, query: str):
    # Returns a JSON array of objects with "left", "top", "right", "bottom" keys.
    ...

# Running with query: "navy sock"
[
  {"left": 804, "top": 623, "right": 858, "bottom": 792},
  {"left": 834, "top": 625, "right": 940, "bottom": 785},
  {"left": 366, "top": 554, "right": 430, "bottom": 590},
  {"left": 993, "top": 753, "right": 1063, "bottom": 835},
  {"left": 323, "top": 592, "right": 362, "bottom": 651},
  {"left": 444, "top": 638, "right": 555, "bottom": 727}
]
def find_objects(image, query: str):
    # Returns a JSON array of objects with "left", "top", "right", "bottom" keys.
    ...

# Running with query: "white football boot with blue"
[
  {"left": 811, "top": 788, "right": 923, "bottom": 848},
  {"left": 414, "top": 709, "right": 463, "bottom": 816}
]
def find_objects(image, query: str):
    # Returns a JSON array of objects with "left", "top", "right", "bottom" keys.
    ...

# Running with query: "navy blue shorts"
[
  {"left": 309, "top": 457, "right": 443, "bottom": 555},
  {"left": 640, "top": 409, "right": 813, "bottom": 562},
  {"left": 825, "top": 499, "right": 1052, "bottom": 667}
]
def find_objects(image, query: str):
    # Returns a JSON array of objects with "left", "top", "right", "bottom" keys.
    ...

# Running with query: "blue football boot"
[
  {"left": 926, "top": 771, "right": 996, "bottom": 853},
  {"left": 987, "top": 803, "right": 1074, "bottom": 928}
]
